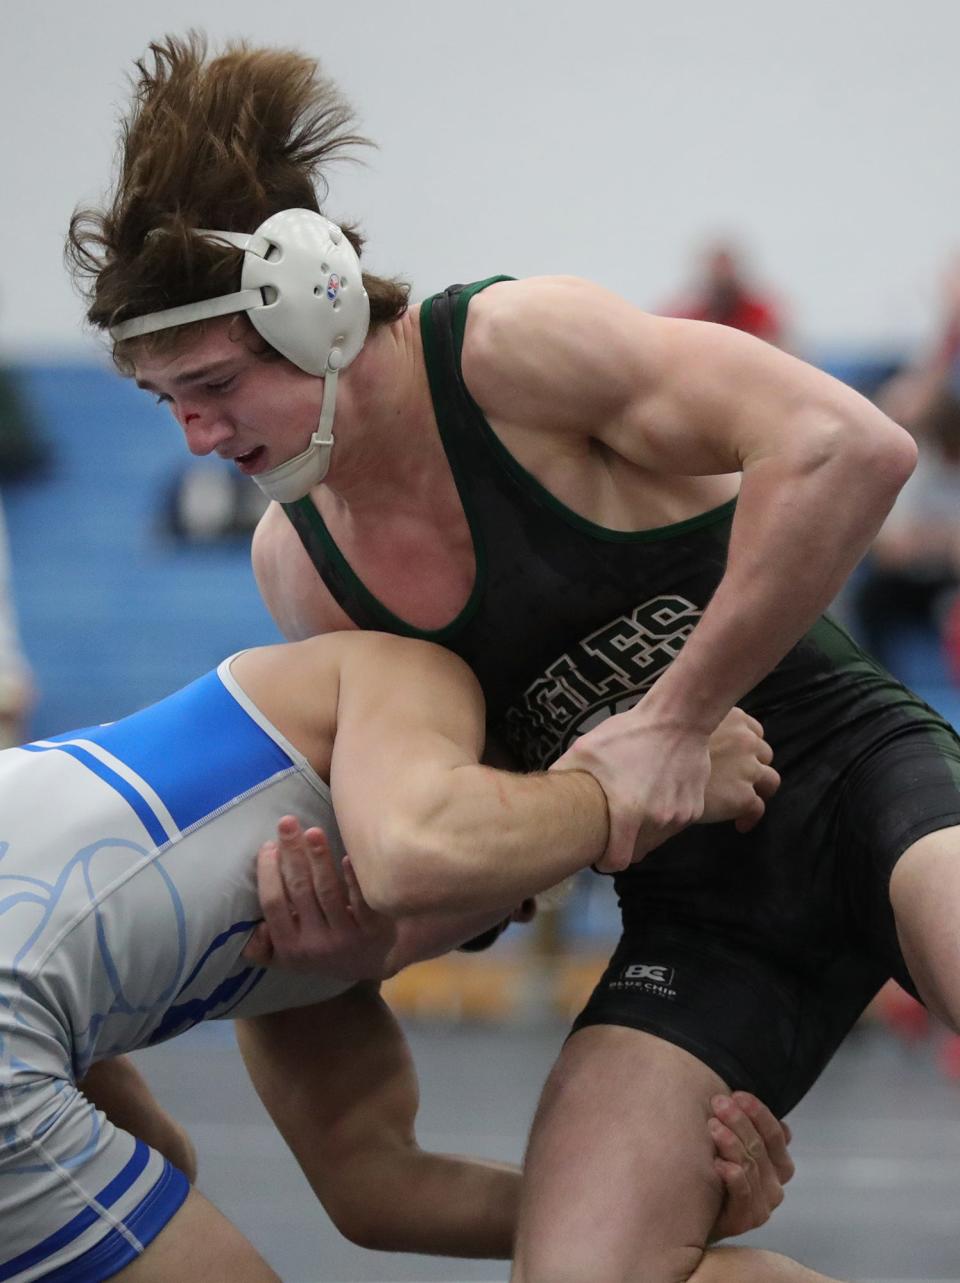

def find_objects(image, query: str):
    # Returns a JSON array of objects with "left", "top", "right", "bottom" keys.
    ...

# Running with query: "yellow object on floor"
[{"left": 383, "top": 950, "right": 609, "bottom": 1022}]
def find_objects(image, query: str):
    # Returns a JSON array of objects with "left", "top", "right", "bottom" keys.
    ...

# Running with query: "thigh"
[
  {"left": 512, "top": 1026, "right": 728, "bottom": 1283},
  {"left": 839, "top": 703, "right": 960, "bottom": 994},
  {"left": 890, "top": 823, "right": 960, "bottom": 1030},
  {"left": 115, "top": 1188, "right": 279, "bottom": 1282},
  {"left": 571, "top": 922, "right": 880, "bottom": 1119},
  {"left": 0, "top": 1067, "right": 189, "bottom": 1282},
  {"left": 80, "top": 1058, "right": 197, "bottom": 1183}
]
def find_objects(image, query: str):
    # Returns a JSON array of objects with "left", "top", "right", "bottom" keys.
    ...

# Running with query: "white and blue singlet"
[{"left": 0, "top": 657, "right": 349, "bottom": 1282}]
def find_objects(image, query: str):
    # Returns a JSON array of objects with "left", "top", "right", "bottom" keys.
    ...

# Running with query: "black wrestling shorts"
[{"left": 572, "top": 678, "right": 960, "bottom": 1118}]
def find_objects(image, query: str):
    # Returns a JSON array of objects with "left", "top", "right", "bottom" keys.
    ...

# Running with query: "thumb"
[
  {"left": 242, "top": 922, "right": 274, "bottom": 966},
  {"left": 734, "top": 794, "right": 765, "bottom": 834}
]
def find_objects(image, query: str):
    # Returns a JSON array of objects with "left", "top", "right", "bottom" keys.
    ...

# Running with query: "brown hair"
[{"left": 66, "top": 32, "right": 409, "bottom": 371}]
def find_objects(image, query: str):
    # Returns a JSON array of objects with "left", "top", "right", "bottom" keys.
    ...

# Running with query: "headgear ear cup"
[{"left": 111, "top": 210, "right": 371, "bottom": 500}]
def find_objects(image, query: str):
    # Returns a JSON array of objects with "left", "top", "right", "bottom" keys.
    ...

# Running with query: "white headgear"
[{"left": 110, "top": 209, "right": 371, "bottom": 501}]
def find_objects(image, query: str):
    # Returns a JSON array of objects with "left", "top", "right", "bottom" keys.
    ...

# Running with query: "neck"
[{"left": 314, "top": 307, "right": 445, "bottom": 512}]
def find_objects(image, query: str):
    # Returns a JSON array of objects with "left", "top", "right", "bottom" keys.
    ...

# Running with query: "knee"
[{"left": 513, "top": 1241, "right": 706, "bottom": 1283}]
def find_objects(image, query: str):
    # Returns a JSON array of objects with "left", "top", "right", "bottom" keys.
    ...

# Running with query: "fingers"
[
  {"left": 598, "top": 814, "right": 647, "bottom": 873},
  {"left": 708, "top": 1092, "right": 789, "bottom": 1240},
  {"left": 275, "top": 820, "right": 328, "bottom": 939},
  {"left": 254, "top": 838, "right": 300, "bottom": 958},
  {"left": 734, "top": 765, "right": 781, "bottom": 833},
  {"left": 709, "top": 1111, "right": 768, "bottom": 1240},
  {"left": 712, "top": 1157, "right": 756, "bottom": 1238},
  {"left": 252, "top": 817, "right": 354, "bottom": 969},
  {"left": 303, "top": 827, "right": 351, "bottom": 934},
  {"left": 742, "top": 713, "right": 765, "bottom": 739},
  {"left": 731, "top": 1091, "right": 795, "bottom": 1185},
  {"left": 342, "top": 856, "right": 379, "bottom": 931},
  {"left": 756, "top": 764, "right": 781, "bottom": 800},
  {"left": 733, "top": 793, "right": 766, "bottom": 834}
]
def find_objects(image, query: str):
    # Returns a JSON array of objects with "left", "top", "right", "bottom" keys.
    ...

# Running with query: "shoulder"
[
  {"left": 250, "top": 631, "right": 480, "bottom": 709},
  {"left": 251, "top": 502, "right": 352, "bottom": 640},
  {"left": 336, "top": 632, "right": 483, "bottom": 705},
  {"left": 330, "top": 635, "right": 487, "bottom": 767},
  {"left": 463, "top": 274, "right": 669, "bottom": 378},
  {"left": 460, "top": 276, "right": 670, "bottom": 435},
  {"left": 463, "top": 276, "right": 624, "bottom": 349},
  {"left": 251, "top": 501, "right": 290, "bottom": 577}
]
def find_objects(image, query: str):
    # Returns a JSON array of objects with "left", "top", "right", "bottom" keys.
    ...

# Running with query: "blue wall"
[{"left": 4, "top": 364, "right": 281, "bottom": 738}]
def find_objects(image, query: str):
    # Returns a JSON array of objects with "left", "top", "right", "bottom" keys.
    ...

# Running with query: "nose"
[{"left": 178, "top": 407, "right": 233, "bottom": 456}]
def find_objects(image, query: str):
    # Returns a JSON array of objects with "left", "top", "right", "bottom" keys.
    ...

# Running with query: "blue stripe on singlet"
[
  {"left": 29, "top": 670, "right": 295, "bottom": 835},
  {"left": 34, "top": 1161, "right": 190, "bottom": 1282},
  {"left": 0, "top": 1140, "right": 180, "bottom": 1280},
  {"left": 19, "top": 743, "right": 171, "bottom": 846}
]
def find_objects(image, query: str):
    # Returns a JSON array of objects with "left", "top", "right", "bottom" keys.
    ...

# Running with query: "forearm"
[
  {"left": 386, "top": 904, "right": 520, "bottom": 972},
  {"left": 237, "top": 992, "right": 517, "bottom": 1259},
  {"left": 643, "top": 427, "right": 914, "bottom": 730},
  {"left": 333, "top": 1146, "right": 518, "bottom": 1258},
  {"left": 373, "top": 766, "right": 608, "bottom": 916}
]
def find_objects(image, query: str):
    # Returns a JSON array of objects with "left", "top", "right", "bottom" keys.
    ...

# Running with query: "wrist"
[
  {"left": 547, "top": 765, "right": 610, "bottom": 856},
  {"left": 638, "top": 670, "right": 722, "bottom": 736}
]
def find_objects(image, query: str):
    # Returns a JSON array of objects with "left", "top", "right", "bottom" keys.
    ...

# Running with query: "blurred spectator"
[
  {"left": 0, "top": 495, "right": 34, "bottom": 746},
  {"left": 875, "top": 253, "right": 960, "bottom": 430},
  {"left": 0, "top": 367, "right": 48, "bottom": 482},
  {"left": 852, "top": 383, "right": 960, "bottom": 672},
  {"left": 661, "top": 239, "right": 785, "bottom": 345},
  {"left": 852, "top": 256, "right": 960, "bottom": 674},
  {"left": 161, "top": 460, "right": 268, "bottom": 545}
]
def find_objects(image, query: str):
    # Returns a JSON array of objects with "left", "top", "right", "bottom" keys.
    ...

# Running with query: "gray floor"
[{"left": 132, "top": 1019, "right": 960, "bottom": 1282}]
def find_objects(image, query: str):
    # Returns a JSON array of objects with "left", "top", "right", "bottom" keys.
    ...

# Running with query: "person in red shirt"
[{"left": 664, "top": 241, "right": 785, "bottom": 345}]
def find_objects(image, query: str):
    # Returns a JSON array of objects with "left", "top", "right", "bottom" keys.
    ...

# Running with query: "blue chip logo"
[{"left": 326, "top": 273, "right": 341, "bottom": 301}]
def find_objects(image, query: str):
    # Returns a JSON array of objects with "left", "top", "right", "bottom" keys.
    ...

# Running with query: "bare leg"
[
  {"left": 694, "top": 1248, "right": 848, "bottom": 1282},
  {"left": 80, "top": 1057, "right": 198, "bottom": 1182},
  {"left": 511, "top": 1026, "right": 844, "bottom": 1283},
  {"left": 115, "top": 1188, "right": 281, "bottom": 1281},
  {"left": 890, "top": 824, "right": 960, "bottom": 1030}
]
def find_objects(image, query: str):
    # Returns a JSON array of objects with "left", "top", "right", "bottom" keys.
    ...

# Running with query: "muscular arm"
[
  {"left": 329, "top": 634, "right": 609, "bottom": 915},
  {"left": 465, "top": 276, "right": 916, "bottom": 729},
  {"left": 236, "top": 987, "right": 793, "bottom": 1259},
  {"left": 463, "top": 277, "right": 916, "bottom": 862},
  {"left": 235, "top": 986, "right": 517, "bottom": 1258}
]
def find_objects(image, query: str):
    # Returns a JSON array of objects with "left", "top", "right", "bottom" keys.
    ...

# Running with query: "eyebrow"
[{"left": 135, "top": 361, "right": 237, "bottom": 393}]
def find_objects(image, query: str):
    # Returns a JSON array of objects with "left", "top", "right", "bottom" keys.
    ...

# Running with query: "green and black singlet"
[{"left": 281, "top": 278, "right": 960, "bottom": 1114}]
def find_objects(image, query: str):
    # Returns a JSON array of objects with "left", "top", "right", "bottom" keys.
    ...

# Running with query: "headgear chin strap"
[{"left": 110, "top": 209, "right": 371, "bottom": 501}]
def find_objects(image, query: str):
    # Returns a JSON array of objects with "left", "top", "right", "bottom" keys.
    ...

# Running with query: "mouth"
[{"left": 232, "top": 446, "right": 267, "bottom": 474}]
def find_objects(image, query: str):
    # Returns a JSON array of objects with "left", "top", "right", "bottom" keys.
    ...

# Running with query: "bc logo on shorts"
[{"left": 608, "top": 963, "right": 678, "bottom": 1000}]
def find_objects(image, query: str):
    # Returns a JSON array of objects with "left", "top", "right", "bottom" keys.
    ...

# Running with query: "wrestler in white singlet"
[{"left": 0, "top": 656, "right": 348, "bottom": 1282}]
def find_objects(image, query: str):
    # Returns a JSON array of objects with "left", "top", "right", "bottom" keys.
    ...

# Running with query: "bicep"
[
  {"left": 604, "top": 316, "right": 876, "bottom": 473},
  {"left": 465, "top": 277, "right": 881, "bottom": 476},
  {"left": 329, "top": 637, "right": 486, "bottom": 866}
]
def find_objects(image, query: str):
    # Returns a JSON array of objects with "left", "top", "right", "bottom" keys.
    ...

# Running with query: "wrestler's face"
[{"left": 132, "top": 319, "right": 325, "bottom": 481}]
